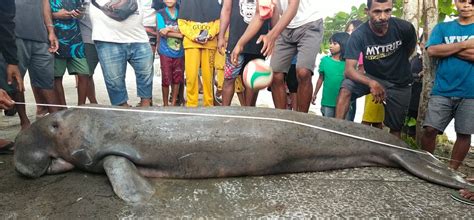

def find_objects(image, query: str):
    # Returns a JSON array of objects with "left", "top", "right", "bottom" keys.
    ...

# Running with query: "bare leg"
[
  {"left": 244, "top": 88, "right": 258, "bottom": 107},
  {"left": 37, "top": 87, "right": 61, "bottom": 112},
  {"left": 178, "top": 82, "right": 185, "bottom": 106},
  {"left": 271, "top": 72, "right": 287, "bottom": 109},
  {"left": 335, "top": 88, "right": 352, "bottom": 119},
  {"left": 32, "top": 86, "right": 48, "bottom": 117},
  {"left": 77, "top": 74, "right": 89, "bottom": 105},
  {"left": 449, "top": 133, "right": 471, "bottom": 170},
  {"left": 54, "top": 77, "right": 67, "bottom": 106},
  {"left": 87, "top": 76, "right": 98, "bottom": 104},
  {"left": 295, "top": 68, "right": 312, "bottom": 113},
  {"left": 13, "top": 91, "right": 30, "bottom": 130},
  {"left": 421, "top": 126, "right": 438, "bottom": 154},
  {"left": 290, "top": 93, "right": 297, "bottom": 111},
  {"left": 171, "top": 84, "right": 179, "bottom": 106},
  {"left": 236, "top": 92, "right": 245, "bottom": 106},
  {"left": 222, "top": 78, "right": 236, "bottom": 106},
  {"left": 162, "top": 86, "right": 170, "bottom": 106}
]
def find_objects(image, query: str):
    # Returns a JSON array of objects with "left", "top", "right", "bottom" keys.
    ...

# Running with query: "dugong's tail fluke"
[{"left": 390, "top": 151, "right": 472, "bottom": 189}]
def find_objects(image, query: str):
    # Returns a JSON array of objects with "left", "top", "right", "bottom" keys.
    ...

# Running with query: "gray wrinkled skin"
[{"left": 13, "top": 105, "right": 473, "bottom": 203}]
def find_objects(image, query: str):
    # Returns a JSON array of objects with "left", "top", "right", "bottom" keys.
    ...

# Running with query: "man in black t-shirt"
[
  {"left": 335, "top": 0, "right": 416, "bottom": 138},
  {"left": 218, "top": 0, "right": 269, "bottom": 106}
]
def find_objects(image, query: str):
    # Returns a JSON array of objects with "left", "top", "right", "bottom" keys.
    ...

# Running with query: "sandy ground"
[{"left": 0, "top": 60, "right": 473, "bottom": 218}]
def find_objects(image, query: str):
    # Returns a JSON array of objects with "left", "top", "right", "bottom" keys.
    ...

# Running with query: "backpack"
[{"left": 91, "top": 0, "right": 138, "bottom": 21}]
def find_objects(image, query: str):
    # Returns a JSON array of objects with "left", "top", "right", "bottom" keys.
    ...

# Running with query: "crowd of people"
[{"left": 0, "top": 0, "right": 473, "bottom": 202}]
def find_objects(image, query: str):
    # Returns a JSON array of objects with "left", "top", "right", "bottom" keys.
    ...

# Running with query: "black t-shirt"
[
  {"left": 226, "top": 0, "right": 269, "bottom": 54},
  {"left": 345, "top": 17, "right": 417, "bottom": 86}
]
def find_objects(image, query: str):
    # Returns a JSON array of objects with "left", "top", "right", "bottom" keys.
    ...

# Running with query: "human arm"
[
  {"left": 425, "top": 23, "right": 474, "bottom": 58},
  {"left": 43, "top": 0, "right": 58, "bottom": 53},
  {"left": 456, "top": 48, "right": 474, "bottom": 62},
  {"left": 344, "top": 59, "right": 385, "bottom": 104},
  {"left": 427, "top": 38, "right": 474, "bottom": 58},
  {"left": 405, "top": 23, "right": 417, "bottom": 57},
  {"left": 217, "top": 0, "right": 232, "bottom": 55},
  {"left": 312, "top": 73, "right": 324, "bottom": 105},
  {"left": 233, "top": 0, "right": 299, "bottom": 62},
  {"left": 0, "top": 89, "right": 14, "bottom": 110},
  {"left": 52, "top": 9, "right": 82, "bottom": 20}
]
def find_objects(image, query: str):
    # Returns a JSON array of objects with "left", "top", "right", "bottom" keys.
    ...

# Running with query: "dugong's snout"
[{"left": 13, "top": 131, "right": 52, "bottom": 178}]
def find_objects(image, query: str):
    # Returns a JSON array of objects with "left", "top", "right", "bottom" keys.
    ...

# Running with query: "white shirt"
[
  {"left": 90, "top": 0, "right": 149, "bottom": 43},
  {"left": 278, "top": 0, "right": 321, "bottom": 29},
  {"left": 141, "top": 0, "right": 156, "bottom": 27}
]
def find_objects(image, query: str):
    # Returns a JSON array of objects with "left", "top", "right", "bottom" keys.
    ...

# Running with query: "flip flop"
[
  {"left": 450, "top": 190, "right": 474, "bottom": 206},
  {"left": 0, "top": 142, "right": 14, "bottom": 154}
]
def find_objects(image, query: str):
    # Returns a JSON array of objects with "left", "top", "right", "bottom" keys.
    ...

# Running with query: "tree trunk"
[
  {"left": 416, "top": 0, "right": 439, "bottom": 143},
  {"left": 402, "top": 0, "right": 422, "bottom": 35}
]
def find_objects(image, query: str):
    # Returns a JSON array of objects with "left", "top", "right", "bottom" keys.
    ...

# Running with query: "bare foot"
[
  {"left": 138, "top": 99, "right": 152, "bottom": 107},
  {"left": 118, "top": 102, "right": 131, "bottom": 107},
  {"left": 459, "top": 189, "right": 474, "bottom": 201}
]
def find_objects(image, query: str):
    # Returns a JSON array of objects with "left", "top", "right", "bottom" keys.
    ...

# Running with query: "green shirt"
[{"left": 319, "top": 56, "right": 346, "bottom": 107}]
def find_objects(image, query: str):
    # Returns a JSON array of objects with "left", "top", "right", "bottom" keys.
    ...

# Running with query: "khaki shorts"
[
  {"left": 270, "top": 19, "right": 324, "bottom": 73},
  {"left": 54, "top": 57, "right": 90, "bottom": 77}
]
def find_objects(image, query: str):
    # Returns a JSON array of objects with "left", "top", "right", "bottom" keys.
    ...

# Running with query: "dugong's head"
[{"left": 14, "top": 110, "right": 78, "bottom": 178}]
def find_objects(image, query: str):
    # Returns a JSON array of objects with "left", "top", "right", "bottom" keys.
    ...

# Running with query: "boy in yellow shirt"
[{"left": 178, "top": 0, "right": 221, "bottom": 107}]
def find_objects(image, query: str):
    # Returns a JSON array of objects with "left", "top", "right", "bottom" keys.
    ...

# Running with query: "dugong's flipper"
[{"left": 103, "top": 156, "right": 155, "bottom": 204}]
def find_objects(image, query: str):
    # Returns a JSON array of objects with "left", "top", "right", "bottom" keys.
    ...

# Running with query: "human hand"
[
  {"left": 462, "top": 38, "right": 474, "bottom": 49},
  {"left": 369, "top": 80, "right": 386, "bottom": 104},
  {"left": 70, "top": 9, "right": 83, "bottom": 19},
  {"left": 48, "top": 33, "right": 59, "bottom": 53},
  {"left": 6, "top": 64, "right": 24, "bottom": 92},
  {"left": 230, "top": 44, "right": 243, "bottom": 66},
  {"left": 311, "top": 93, "right": 317, "bottom": 105},
  {"left": 0, "top": 89, "right": 14, "bottom": 110},
  {"left": 159, "top": 28, "right": 170, "bottom": 36},
  {"left": 55, "top": 9, "right": 72, "bottom": 19},
  {"left": 217, "top": 36, "right": 227, "bottom": 55},
  {"left": 194, "top": 37, "right": 208, "bottom": 45},
  {"left": 257, "top": 33, "right": 276, "bottom": 56}
]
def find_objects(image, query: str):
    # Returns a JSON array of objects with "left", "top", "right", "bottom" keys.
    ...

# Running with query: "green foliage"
[
  {"left": 438, "top": 0, "right": 458, "bottom": 22},
  {"left": 401, "top": 134, "right": 420, "bottom": 150},
  {"left": 321, "top": 3, "right": 367, "bottom": 53}
]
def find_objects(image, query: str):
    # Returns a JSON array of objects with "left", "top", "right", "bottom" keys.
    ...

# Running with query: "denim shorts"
[
  {"left": 0, "top": 38, "right": 54, "bottom": 94},
  {"left": 95, "top": 41, "right": 154, "bottom": 105},
  {"left": 423, "top": 96, "right": 474, "bottom": 135}
]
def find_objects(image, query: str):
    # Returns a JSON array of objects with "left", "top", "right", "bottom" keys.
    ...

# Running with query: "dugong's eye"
[{"left": 50, "top": 121, "right": 59, "bottom": 132}]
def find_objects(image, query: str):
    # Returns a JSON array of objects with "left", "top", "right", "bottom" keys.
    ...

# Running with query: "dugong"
[{"left": 13, "top": 106, "right": 473, "bottom": 203}]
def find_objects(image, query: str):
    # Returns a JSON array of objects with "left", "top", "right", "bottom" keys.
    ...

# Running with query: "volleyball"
[{"left": 243, "top": 59, "right": 273, "bottom": 90}]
